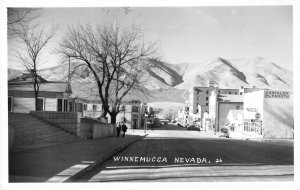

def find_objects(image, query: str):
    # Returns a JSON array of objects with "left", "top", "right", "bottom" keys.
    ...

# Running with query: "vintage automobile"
[
  {"left": 219, "top": 127, "right": 230, "bottom": 138},
  {"left": 186, "top": 121, "right": 200, "bottom": 131}
]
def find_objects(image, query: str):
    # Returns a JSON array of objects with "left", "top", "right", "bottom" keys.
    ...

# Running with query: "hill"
[
  {"left": 8, "top": 57, "right": 293, "bottom": 103},
  {"left": 177, "top": 57, "right": 292, "bottom": 91}
]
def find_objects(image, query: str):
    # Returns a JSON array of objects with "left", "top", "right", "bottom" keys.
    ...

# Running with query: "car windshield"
[{"left": 221, "top": 128, "right": 228, "bottom": 132}]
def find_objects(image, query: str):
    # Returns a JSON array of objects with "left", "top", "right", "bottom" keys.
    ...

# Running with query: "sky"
[{"left": 7, "top": 6, "right": 293, "bottom": 71}]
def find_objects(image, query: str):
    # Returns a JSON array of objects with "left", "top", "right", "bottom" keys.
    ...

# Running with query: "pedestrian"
[
  {"left": 116, "top": 122, "right": 121, "bottom": 138},
  {"left": 121, "top": 122, "right": 128, "bottom": 138}
]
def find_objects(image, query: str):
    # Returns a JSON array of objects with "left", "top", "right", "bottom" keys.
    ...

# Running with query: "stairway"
[{"left": 9, "top": 113, "right": 81, "bottom": 152}]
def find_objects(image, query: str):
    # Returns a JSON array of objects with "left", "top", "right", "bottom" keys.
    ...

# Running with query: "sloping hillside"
[
  {"left": 8, "top": 57, "right": 293, "bottom": 103},
  {"left": 176, "top": 57, "right": 292, "bottom": 91}
]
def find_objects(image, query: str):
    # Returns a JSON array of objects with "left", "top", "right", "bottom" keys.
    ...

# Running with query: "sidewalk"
[{"left": 9, "top": 134, "right": 146, "bottom": 183}]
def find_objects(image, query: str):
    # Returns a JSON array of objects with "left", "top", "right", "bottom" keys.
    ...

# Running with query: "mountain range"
[{"left": 8, "top": 57, "right": 293, "bottom": 103}]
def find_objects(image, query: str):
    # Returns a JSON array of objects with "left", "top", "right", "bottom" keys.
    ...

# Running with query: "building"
[
  {"left": 209, "top": 90, "right": 244, "bottom": 131},
  {"left": 189, "top": 81, "right": 244, "bottom": 121},
  {"left": 189, "top": 81, "right": 219, "bottom": 119},
  {"left": 82, "top": 102, "right": 103, "bottom": 118},
  {"left": 225, "top": 109, "right": 244, "bottom": 138},
  {"left": 189, "top": 80, "right": 263, "bottom": 130},
  {"left": 8, "top": 81, "right": 85, "bottom": 114},
  {"left": 243, "top": 90, "right": 293, "bottom": 139},
  {"left": 116, "top": 100, "right": 150, "bottom": 129}
]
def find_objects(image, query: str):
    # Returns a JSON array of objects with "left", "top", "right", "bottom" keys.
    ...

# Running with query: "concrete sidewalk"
[{"left": 9, "top": 134, "right": 146, "bottom": 183}]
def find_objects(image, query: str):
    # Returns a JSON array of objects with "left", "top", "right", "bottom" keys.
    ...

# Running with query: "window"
[
  {"left": 93, "top": 105, "right": 97, "bottom": 110},
  {"left": 57, "top": 99, "right": 63, "bottom": 111},
  {"left": 240, "top": 92, "right": 243, "bottom": 95},
  {"left": 236, "top": 106, "right": 240, "bottom": 110},
  {"left": 75, "top": 103, "right": 83, "bottom": 112},
  {"left": 206, "top": 103, "right": 209, "bottom": 106},
  {"left": 206, "top": 97, "right": 209, "bottom": 101},
  {"left": 206, "top": 90, "right": 209, "bottom": 95},
  {"left": 229, "top": 92, "right": 232, "bottom": 95},
  {"left": 68, "top": 102, "right": 73, "bottom": 112},
  {"left": 63, "top": 100, "right": 68, "bottom": 112},
  {"left": 83, "top": 104, "right": 87, "bottom": 110},
  {"left": 235, "top": 92, "right": 237, "bottom": 95}
]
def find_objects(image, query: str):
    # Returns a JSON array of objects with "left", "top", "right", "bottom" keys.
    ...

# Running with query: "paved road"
[{"left": 74, "top": 126, "right": 294, "bottom": 182}]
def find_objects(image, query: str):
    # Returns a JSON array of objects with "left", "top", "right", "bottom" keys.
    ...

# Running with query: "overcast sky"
[{"left": 8, "top": 6, "right": 293, "bottom": 71}]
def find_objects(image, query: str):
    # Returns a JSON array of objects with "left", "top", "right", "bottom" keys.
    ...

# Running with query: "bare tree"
[
  {"left": 59, "top": 23, "right": 159, "bottom": 123},
  {"left": 16, "top": 25, "right": 56, "bottom": 111},
  {"left": 7, "top": 8, "right": 43, "bottom": 38}
]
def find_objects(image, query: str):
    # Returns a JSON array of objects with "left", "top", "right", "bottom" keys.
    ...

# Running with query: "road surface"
[{"left": 74, "top": 124, "right": 294, "bottom": 182}]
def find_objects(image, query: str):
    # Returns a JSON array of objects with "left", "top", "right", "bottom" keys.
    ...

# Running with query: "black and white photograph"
[{"left": 0, "top": 0, "right": 300, "bottom": 190}]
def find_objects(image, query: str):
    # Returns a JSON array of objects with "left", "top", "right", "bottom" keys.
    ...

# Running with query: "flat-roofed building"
[{"left": 243, "top": 90, "right": 293, "bottom": 139}]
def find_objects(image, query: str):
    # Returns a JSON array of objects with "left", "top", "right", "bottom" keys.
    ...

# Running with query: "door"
[
  {"left": 133, "top": 119, "right": 138, "bottom": 129},
  {"left": 36, "top": 98, "right": 44, "bottom": 111},
  {"left": 8, "top": 97, "right": 12, "bottom": 112}
]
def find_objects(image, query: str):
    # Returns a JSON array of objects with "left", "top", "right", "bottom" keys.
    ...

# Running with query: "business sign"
[
  {"left": 264, "top": 91, "right": 290, "bottom": 99},
  {"left": 246, "top": 108, "right": 257, "bottom": 112},
  {"left": 255, "top": 113, "right": 261, "bottom": 119}
]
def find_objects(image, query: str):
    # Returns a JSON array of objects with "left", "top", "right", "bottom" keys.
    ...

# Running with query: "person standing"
[
  {"left": 121, "top": 122, "right": 128, "bottom": 138},
  {"left": 116, "top": 122, "right": 121, "bottom": 137}
]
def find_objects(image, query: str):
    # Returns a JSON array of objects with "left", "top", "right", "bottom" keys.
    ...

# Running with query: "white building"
[
  {"left": 243, "top": 90, "right": 293, "bottom": 139},
  {"left": 225, "top": 109, "right": 244, "bottom": 138},
  {"left": 208, "top": 89, "right": 244, "bottom": 132}
]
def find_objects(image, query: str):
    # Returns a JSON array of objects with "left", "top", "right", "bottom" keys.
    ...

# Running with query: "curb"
[
  {"left": 65, "top": 134, "right": 147, "bottom": 182},
  {"left": 248, "top": 138, "right": 294, "bottom": 143}
]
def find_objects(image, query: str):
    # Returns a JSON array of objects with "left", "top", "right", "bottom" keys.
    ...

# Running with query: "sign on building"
[
  {"left": 255, "top": 113, "right": 261, "bottom": 119},
  {"left": 264, "top": 91, "right": 290, "bottom": 99}
]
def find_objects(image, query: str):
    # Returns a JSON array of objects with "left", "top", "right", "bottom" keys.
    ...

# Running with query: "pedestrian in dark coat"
[
  {"left": 116, "top": 122, "right": 121, "bottom": 137},
  {"left": 121, "top": 122, "right": 128, "bottom": 138}
]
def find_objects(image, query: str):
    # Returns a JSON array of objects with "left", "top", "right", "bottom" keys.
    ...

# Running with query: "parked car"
[
  {"left": 159, "top": 119, "right": 169, "bottom": 125},
  {"left": 153, "top": 118, "right": 162, "bottom": 128},
  {"left": 186, "top": 122, "right": 200, "bottom": 131},
  {"left": 219, "top": 128, "right": 229, "bottom": 138},
  {"left": 186, "top": 125, "right": 200, "bottom": 131}
]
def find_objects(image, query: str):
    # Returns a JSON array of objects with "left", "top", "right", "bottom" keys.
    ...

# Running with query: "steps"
[{"left": 9, "top": 113, "right": 81, "bottom": 152}]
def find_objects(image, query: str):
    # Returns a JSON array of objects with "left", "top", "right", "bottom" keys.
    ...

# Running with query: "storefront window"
[{"left": 244, "top": 119, "right": 262, "bottom": 135}]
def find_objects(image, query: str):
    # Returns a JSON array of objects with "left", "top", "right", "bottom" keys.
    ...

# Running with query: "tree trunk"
[
  {"left": 34, "top": 92, "right": 38, "bottom": 111},
  {"left": 101, "top": 104, "right": 109, "bottom": 118},
  {"left": 110, "top": 112, "right": 117, "bottom": 124}
]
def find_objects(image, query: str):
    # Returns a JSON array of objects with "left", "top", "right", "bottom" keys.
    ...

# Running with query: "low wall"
[
  {"left": 30, "top": 111, "right": 82, "bottom": 135},
  {"left": 80, "top": 118, "right": 115, "bottom": 139},
  {"left": 80, "top": 118, "right": 96, "bottom": 139},
  {"left": 93, "top": 122, "right": 115, "bottom": 139},
  {"left": 30, "top": 111, "right": 116, "bottom": 139}
]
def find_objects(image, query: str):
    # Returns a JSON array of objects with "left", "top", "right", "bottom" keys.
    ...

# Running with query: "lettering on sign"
[
  {"left": 246, "top": 108, "right": 257, "bottom": 112},
  {"left": 264, "top": 91, "right": 290, "bottom": 99}
]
